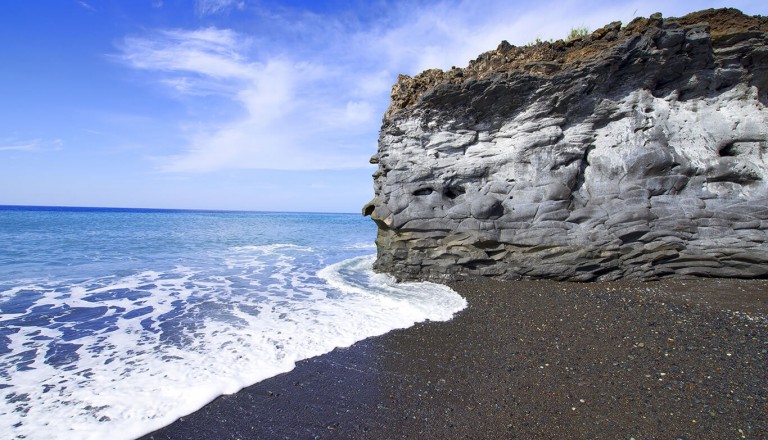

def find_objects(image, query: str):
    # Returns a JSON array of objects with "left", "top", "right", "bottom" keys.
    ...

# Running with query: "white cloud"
[
  {"left": 0, "top": 138, "right": 62, "bottom": 152},
  {"left": 77, "top": 1, "right": 96, "bottom": 12},
  {"left": 0, "top": 144, "right": 38, "bottom": 152},
  {"left": 119, "top": 28, "right": 373, "bottom": 172},
  {"left": 118, "top": 0, "right": 767, "bottom": 173},
  {"left": 120, "top": 28, "right": 250, "bottom": 79},
  {"left": 195, "top": 0, "right": 245, "bottom": 17}
]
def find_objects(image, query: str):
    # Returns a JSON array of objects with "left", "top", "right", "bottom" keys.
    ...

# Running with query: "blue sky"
[{"left": 1, "top": 0, "right": 766, "bottom": 213}]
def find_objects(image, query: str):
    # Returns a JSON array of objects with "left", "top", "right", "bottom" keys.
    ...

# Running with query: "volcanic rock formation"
[{"left": 364, "top": 8, "right": 768, "bottom": 281}]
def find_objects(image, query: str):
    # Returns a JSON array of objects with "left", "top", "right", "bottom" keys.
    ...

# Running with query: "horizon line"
[{"left": 0, "top": 204, "right": 360, "bottom": 216}]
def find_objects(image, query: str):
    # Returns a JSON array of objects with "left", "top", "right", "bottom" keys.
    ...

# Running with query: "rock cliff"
[{"left": 364, "top": 8, "right": 768, "bottom": 282}]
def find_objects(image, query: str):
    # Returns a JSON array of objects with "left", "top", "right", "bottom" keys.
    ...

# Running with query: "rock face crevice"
[{"left": 365, "top": 8, "right": 768, "bottom": 282}]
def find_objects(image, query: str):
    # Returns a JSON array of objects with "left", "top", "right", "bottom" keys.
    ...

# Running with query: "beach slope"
[{"left": 143, "top": 279, "right": 767, "bottom": 439}]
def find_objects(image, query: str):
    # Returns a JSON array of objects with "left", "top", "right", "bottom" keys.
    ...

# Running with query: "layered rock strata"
[{"left": 364, "top": 8, "right": 768, "bottom": 281}]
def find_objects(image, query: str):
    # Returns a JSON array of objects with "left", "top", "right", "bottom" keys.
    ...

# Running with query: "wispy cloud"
[
  {"left": 118, "top": 26, "right": 375, "bottom": 172},
  {"left": 0, "top": 144, "right": 38, "bottom": 152},
  {"left": 0, "top": 138, "right": 63, "bottom": 152},
  {"left": 77, "top": 1, "right": 96, "bottom": 12},
  {"left": 195, "top": 0, "right": 245, "bottom": 17},
  {"left": 121, "top": 28, "right": 247, "bottom": 73},
  {"left": 117, "top": 0, "right": 756, "bottom": 173}
]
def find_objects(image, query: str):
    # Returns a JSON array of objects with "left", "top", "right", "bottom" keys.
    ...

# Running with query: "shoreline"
[{"left": 142, "top": 278, "right": 767, "bottom": 439}]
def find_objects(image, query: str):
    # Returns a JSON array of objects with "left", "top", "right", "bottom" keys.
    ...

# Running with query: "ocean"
[{"left": 0, "top": 206, "right": 466, "bottom": 439}]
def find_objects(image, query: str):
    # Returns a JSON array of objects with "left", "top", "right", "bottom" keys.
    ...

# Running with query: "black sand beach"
[{"left": 142, "top": 279, "right": 767, "bottom": 439}]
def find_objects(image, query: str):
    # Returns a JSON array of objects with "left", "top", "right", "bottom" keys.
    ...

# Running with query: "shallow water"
[{"left": 0, "top": 207, "right": 466, "bottom": 439}]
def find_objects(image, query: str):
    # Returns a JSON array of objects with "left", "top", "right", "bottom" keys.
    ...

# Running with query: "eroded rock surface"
[{"left": 365, "top": 8, "right": 768, "bottom": 281}]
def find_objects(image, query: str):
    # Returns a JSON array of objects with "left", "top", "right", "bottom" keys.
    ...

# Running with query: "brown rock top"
[{"left": 387, "top": 8, "right": 768, "bottom": 119}]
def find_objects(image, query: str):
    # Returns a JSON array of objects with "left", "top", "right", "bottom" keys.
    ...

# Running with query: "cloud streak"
[
  {"left": 0, "top": 138, "right": 62, "bottom": 152},
  {"left": 195, "top": 0, "right": 245, "bottom": 17},
  {"left": 0, "top": 144, "right": 39, "bottom": 152},
  {"left": 77, "top": 1, "right": 96, "bottom": 12}
]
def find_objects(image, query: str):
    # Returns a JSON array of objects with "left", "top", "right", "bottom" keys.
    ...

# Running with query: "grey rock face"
[{"left": 365, "top": 9, "right": 768, "bottom": 282}]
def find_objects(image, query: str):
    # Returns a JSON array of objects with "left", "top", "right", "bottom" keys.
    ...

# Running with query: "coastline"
[{"left": 142, "top": 278, "right": 767, "bottom": 439}]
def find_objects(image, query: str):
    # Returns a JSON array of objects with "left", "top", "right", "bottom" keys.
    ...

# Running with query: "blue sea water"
[{"left": 0, "top": 206, "right": 466, "bottom": 440}]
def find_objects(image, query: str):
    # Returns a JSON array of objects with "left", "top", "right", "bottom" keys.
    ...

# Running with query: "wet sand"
[{"left": 142, "top": 278, "right": 767, "bottom": 439}]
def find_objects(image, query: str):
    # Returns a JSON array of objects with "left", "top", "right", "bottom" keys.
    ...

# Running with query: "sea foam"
[{"left": 0, "top": 247, "right": 465, "bottom": 440}]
